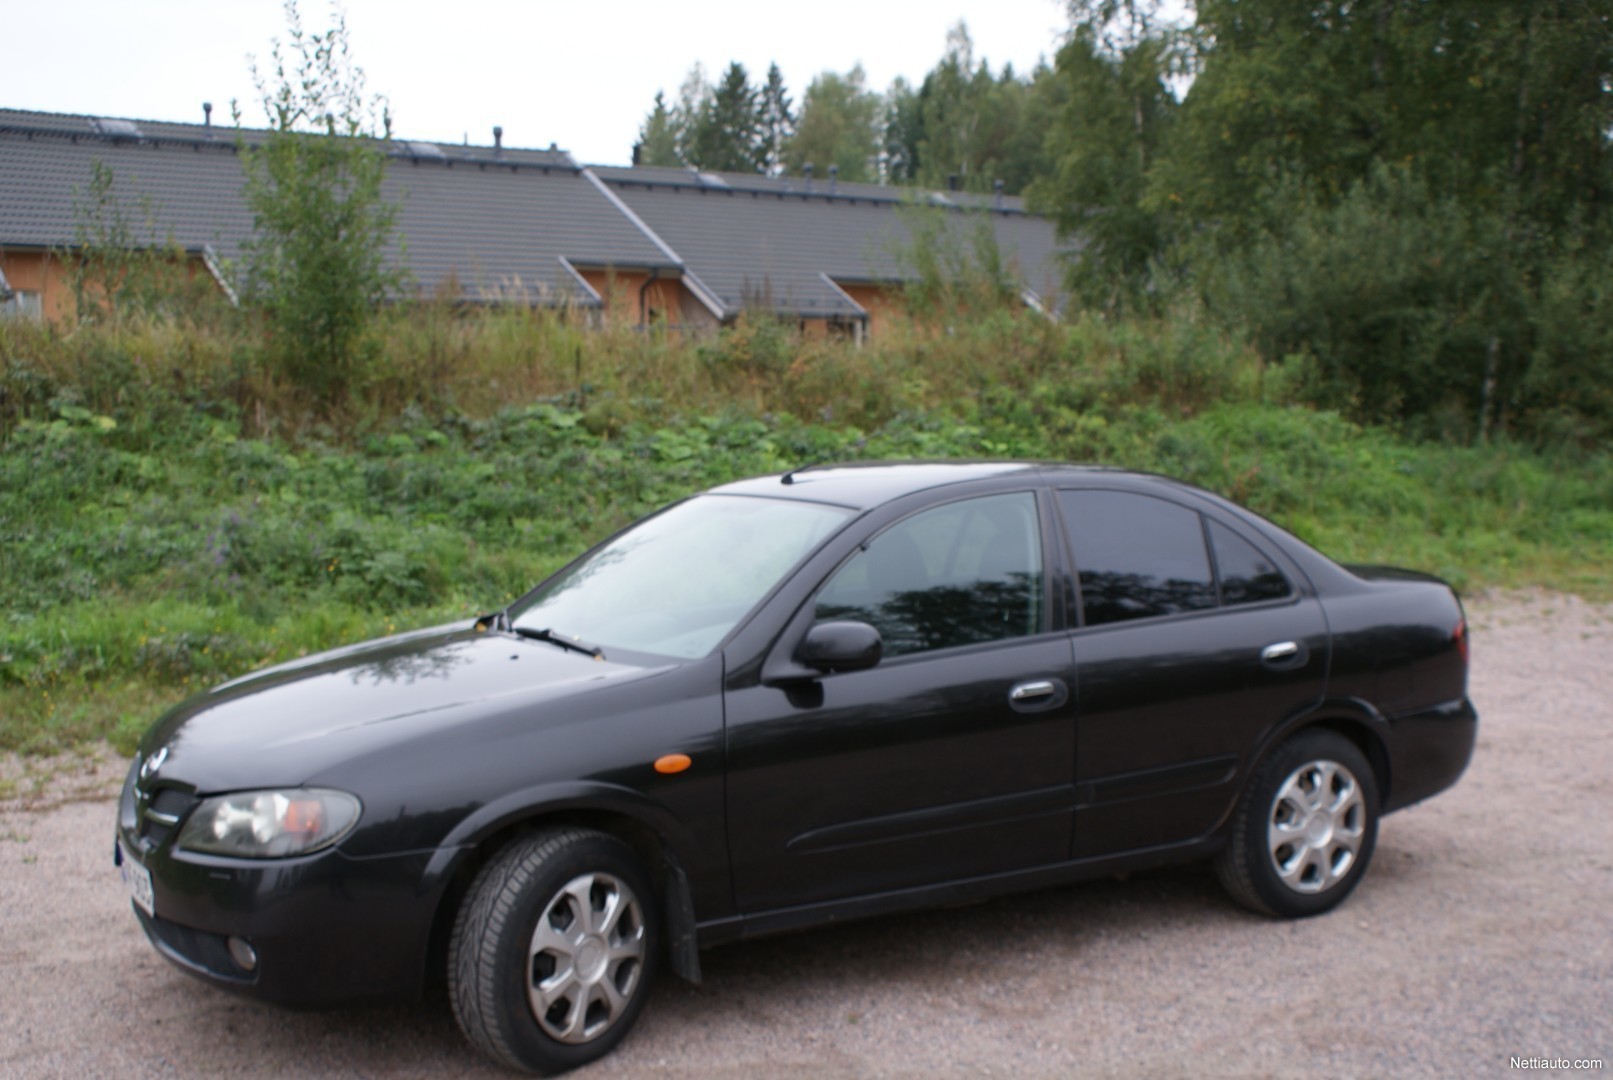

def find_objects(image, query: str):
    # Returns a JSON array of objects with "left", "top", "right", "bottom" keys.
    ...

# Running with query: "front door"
[{"left": 724, "top": 490, "right": 1078, "bottom": 913}]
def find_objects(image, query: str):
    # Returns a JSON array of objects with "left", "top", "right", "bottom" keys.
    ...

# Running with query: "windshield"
[{"left": 509, "top": 495, "right": 851, "bottom": 659}]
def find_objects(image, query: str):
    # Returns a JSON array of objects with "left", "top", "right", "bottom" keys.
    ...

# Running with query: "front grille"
[{"left": 134, "top": 784, "right": 199, "bottom": 850}]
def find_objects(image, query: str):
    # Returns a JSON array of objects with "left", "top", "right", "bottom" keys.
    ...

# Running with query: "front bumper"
[{"left": 116, "top": 810, "right": 461, "bottom": 1007}]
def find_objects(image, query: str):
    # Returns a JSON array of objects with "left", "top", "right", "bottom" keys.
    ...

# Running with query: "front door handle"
[
  {"left": 1261, "top": 641, "right": 1301, "bottom": 666},
  {"left": 1009, "top": 680, "right": 1057, "bottom": 703}
]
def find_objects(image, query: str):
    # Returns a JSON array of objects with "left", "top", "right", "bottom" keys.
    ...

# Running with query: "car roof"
[{"left": 708, "top": 461, "right": 1131, "bottom": 510}]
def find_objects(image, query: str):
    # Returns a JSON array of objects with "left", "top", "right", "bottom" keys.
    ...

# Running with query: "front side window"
[
  {"left": 814, "top": 492, "right": 1043, "bottom": 657},
  {"left": 511, "top": 495, "right": 850, "bottom": 659}
]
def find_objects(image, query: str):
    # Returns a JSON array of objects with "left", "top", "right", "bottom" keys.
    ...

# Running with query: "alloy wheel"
[
  {"left": 527, "top": 872, "right": 647, "bottom": 1044},
  {"left": 1266, "top": 759, "right": 1366, "bottom": 894}
]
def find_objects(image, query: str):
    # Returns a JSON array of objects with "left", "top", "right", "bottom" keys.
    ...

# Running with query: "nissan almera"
[{"left": 117, "top": 462, "right": 1477, "bottom": 1074}]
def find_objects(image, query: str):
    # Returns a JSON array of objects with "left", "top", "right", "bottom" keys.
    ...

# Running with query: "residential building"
[{"left": 0, "top": 107, "right": 1068, "bottom": 335}]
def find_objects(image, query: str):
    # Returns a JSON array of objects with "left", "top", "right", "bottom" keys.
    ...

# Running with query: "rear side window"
[
  {"left": 1059, "top": 490, "right": 1291, "bottom": 626},
  {"left": 1059, "top": 491, "right": 1215, "bottom": 625}
]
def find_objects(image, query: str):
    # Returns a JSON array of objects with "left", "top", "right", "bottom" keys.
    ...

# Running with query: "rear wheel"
[
  {"left": 1217, "top": 731, "right": 1379, "bottom": 917},
  {"left": 450, "top": 828, "right": 658, "bottom": 1074}
]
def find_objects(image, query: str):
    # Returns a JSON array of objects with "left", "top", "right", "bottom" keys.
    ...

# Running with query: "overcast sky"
[{"left": 4, "top": 0, "right": 1071, "bottom": 166}]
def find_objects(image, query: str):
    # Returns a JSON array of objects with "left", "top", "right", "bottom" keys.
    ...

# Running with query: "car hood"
[{"left": 138, "top": 622, "right": 670, "bottom": 792}]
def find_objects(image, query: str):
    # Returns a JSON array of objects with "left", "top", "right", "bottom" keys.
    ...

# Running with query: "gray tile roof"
[
  {"left": 0, "top": 113, "right": 257, "bottom": 261},
  {"left": 0, "top": 108, "right": 1073, "bottom": 319},
  {"left": 380, "top": 154, "right": 676, "bottom": 303},
  {"left": 595, "top": 167, "right": 1070, "bottom": 319},
  {"left": 0, "top": 109, "right": 670, "bottom": 303}
]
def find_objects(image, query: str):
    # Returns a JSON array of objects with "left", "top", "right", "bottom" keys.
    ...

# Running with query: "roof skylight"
[{"left": 92, "top": 118, "right": 143, "bottom": 140}]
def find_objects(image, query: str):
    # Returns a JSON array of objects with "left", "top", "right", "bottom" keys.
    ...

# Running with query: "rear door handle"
[{"left": 1010, "top": 680, "right": 1057, "bottom": 702}]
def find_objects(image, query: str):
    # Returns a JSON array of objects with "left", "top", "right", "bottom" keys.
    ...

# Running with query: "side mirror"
[{"left": 797, "top": 621, "right": 883, "bottom": 673}]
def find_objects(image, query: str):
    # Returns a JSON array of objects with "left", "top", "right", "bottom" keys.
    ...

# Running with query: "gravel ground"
[{"left": 1, "top": 590, "right": 1608, "bottom": 1079}]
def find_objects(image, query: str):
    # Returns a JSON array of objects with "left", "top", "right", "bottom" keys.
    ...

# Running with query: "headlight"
[{"left": 175, "top": 788, "right": 361, "bottom": 858}]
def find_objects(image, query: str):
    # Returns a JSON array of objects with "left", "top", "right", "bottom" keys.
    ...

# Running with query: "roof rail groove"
[
  {"left": 555, "top": 256, "right": 603, "bottom": 306},
  {"left": 579, "top": 167, "right": 684, "bottom": 268},
  {"left": 818, "top": 273, "right": 869, "bottom": 319}
]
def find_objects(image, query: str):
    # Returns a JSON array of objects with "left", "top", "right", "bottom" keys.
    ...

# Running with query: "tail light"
[{"left": 1453, "top": 618, "right": 1469, "bottom": 666}]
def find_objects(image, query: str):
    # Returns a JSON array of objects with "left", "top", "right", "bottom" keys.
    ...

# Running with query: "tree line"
[
  {"left": 1031, "top": 0, "right": 1613, "bottom": 444},
  {"left": 633, "top": 23, "right": 1059, "bottom": 194}
]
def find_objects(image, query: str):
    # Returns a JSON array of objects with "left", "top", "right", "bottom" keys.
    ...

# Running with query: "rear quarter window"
[{"left": 1208, "top": 519, "right": 1292, "bottom": 605}]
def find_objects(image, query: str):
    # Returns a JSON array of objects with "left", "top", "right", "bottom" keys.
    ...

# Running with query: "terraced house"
[{"left": 0, "top": 107, "right": 1068, "bottom": 338}]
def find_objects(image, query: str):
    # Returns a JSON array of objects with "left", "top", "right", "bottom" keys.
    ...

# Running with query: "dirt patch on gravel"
[{"left": 2, "top": 590, "right": 1608, "bottom": 1078}]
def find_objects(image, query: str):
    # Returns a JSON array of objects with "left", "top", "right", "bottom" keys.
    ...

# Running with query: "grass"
[{"left": 2, "top": 302, "right": 1608, "bottom": 757}]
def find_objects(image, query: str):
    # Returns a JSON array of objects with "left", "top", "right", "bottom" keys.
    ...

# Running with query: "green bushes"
[
  {"left": 1194, "top": 169, "right": 1533, "bottom": 440},
  {"left": 2, "top": 299, "right": 1607, "bottom": 756}
]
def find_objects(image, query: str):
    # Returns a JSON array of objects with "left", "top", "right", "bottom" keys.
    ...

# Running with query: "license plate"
[{"left": 119, "top": 841, "right": 155, "bottom": 918}]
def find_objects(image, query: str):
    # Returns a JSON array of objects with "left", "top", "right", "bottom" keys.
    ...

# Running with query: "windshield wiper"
[{"left": 512, "top": 626, "right": 605, "bottom": 661}]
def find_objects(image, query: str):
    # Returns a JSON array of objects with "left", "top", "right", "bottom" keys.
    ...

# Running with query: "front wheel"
[
  {"left": 1216, "top": 731, "right": 1380, "bottom": 918},
  {"left": 450, "top": 828, "right": 659, "bottom": 1074}
]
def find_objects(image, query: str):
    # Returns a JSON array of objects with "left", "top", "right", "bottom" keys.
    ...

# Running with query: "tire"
[
  {"left": 449, "top": 828, "right": 659, "bottom": 1075},
  {"left": 1216, "top": 730, "right": 1379, "bottom": 918}
]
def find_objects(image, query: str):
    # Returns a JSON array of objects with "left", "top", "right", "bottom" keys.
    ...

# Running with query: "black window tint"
[
  {"left": 815, "top": 492, "right": 1043, "bottom": 657},
  {"left": 1208, "top": 520, "right": 1291, "bottom": 605},
  {"left": 1059, "top": 490, "right": 1216, "bottom": 626}
]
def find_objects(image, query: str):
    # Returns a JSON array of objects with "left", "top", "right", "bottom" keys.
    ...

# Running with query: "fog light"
[{"left": 227, "top": 936, "right": 258, "bottom": 972}]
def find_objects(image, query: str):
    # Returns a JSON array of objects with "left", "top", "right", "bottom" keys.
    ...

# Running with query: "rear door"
[{"left": 1056, "top": 489, "right": 1330, "bottom": 859}]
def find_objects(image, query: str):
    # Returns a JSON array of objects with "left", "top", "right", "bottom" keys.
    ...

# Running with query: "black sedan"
[{"left": 117, "top": 462, "right": 1476, "bottom": 1074}]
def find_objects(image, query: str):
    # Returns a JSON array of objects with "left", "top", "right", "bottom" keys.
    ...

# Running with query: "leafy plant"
[
  {"left": 891, "top": 202, "right": 1021, "bottom": 322},
  {"left": 235, "top": 0, "right": 403, "bottom": 412}
]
